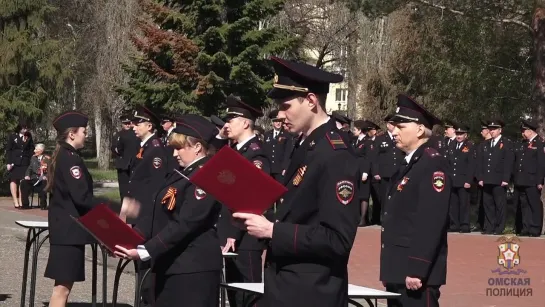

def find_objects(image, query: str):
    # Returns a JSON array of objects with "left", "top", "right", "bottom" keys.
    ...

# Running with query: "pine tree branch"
[{"left": 416, "top": 0, "right": 532, "bottom": 32}]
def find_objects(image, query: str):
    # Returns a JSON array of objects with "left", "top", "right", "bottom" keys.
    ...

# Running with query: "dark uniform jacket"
[
  {"left": 476, "top": 136, "right": 515, "bottom": 185},
  {"left": 373, "top": 132, "right": 404, "bottom": 179},
  {"left": 217, "top": 136, "right": 271, "bottom": 251},
  {"left": 262, "top": 121, "right": 360, "bottom": 307},
  {"left": 25, "top": 155, "right": 50, "bottom": 181},
  {"left": 48, "top": 142, "right": 113, "bottom": 245},
  {"left": 513, "top": 136, "right": 545, "bottom": 186},
  {"left": 447, "top": 140, "right": 476, "bottom": 188},
  {"left": 427, "top": 135, "right": 445, "bottom": 155},
  {"left": 111, "top": 128, "right": 140, "bottom": 171},
  {"left": 142, "top": 156, "right": 223, "bottom": 275},
  {"left": 263, "top": 128, "right": 291, "bottom": 175},
  {"left": 380, "top": 145, "right": 450, "bottom": 286},
  {"left": 352, "top": 136, "right": 371, "bottom": 200},
  {"left": 129, "top": 134, "right": 168, "bottom": 232},
  {"left": 6, "top": 132, "right": 33, "bottom": 166}
]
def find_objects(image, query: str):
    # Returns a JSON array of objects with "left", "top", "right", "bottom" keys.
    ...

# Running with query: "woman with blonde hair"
[{"left": 116, "top": 114, "right": 223, "bottom": 307}]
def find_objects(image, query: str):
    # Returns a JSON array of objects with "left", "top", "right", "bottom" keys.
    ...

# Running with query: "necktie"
[
  {"left": 274, "top": 131, "right": 278, "bottom": 139},
  {"left": 491, "top": 139, "right": 495, "bottom": 147},
  {"left": 457, "top": 143, "right": 461, "bottom": 150}
]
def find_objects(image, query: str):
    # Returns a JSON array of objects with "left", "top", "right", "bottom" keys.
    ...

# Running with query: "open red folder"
[
  {"left": 72, "top": 204, "right": 145, "bottom": 253},
  {"left": 189, "top": 146, "right": 287, "bottom": 214}
]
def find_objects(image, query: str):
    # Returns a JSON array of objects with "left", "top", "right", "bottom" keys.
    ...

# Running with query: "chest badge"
[
  {"left": 292, "top": 165, "right": 307, "bottom": 186},
  {"left": 397, "top": 177, "right": 409, "bottom": 192},
  {"left": 462, "top": 146, "right": 469, "bottom": 153}
]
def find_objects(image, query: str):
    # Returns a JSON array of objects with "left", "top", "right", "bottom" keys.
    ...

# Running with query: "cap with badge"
[
  {"left": 443, "top": 120, "right": 454, "bottom": 129},
  {"left": 454, "top": 123, "right": 470, "bottom": 134},
  {"left": 132, "top": 105, "right": 160, "bottom": 126},
  {"left": 224, "top": 94, "right": 263, "bottom": 122},
  {"left": 173, "top": 114, "right": 218, "bottom": 144},
  {"left": 487, "top": 119, "right": 504, "bottom": 129},
  {"left": 119, "top": 113, "right": 132, "bottom": 124},
  {"left": 384, "top": 113, "right": 395, "bottom": 123},
  {"left": 521, "top": 119, "right": 538, "bottom": 131},
  {"left": 268, "top": 109, "right": 283, "bottom": 122},
  {"left": 160, "top": 114, "right": 176, "bottom": 124},
  {"left": 480, "top": 119, "right": 489, "bottom": 129},
  {"left": 210, "top": 115, "right": 226, "bottom": 129},
  {"left": 353, "top": 120, "right": 366, "bottom": 130},
  {"left": 331, "top": 111, "right": 352, "bottom": 125},
  {"left": 364, "top": 120, "right": 380, "bottom": 131},
  {"left": 390, "top": 94, "right": 442, "bottom": 129},
  {"left": 53, "top": 111, "right": 89, "bottom": 132},
  {"left": 267, "top": 56, "right": 344, "bottom": 100}
]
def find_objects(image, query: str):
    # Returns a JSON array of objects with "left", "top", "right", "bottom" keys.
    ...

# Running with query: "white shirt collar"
[
  {"left": 404, "top": 149, "right": 417, "bottom": 164},
  {"left": 140, "top": 133, "right": 155, "bottom": 147},
  {"left": 529, "top": 134, "right": 537, "bottom": 142},
  {"left": 236, "top": 134, "right": 256, "bottom": 150},
  {"left": 388, "top": 131, "right": 393, "bottom": 139},
  {"left": 493, "top": 135, "right": 501, "bottom": 144},
  {"left": 358, "top": 134, "right": 365, "bottom": 141},
  {"left": 167, "top": 127, "right": 174, "bottom": 136},
  {"left": 184, "top": 155, "right": 206, "bottom": 170}
]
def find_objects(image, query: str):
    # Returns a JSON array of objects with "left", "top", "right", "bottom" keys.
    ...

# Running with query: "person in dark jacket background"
[{"left": 6, "top": 121, "right": 34, "bottom": 209}]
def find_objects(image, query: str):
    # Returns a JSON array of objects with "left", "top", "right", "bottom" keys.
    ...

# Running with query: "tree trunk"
[
  {"left": 346, "top": 13, "right": 359, "bottom": 120},
  {"left": 532, "top": 2, "right": 545, "bottom": 234}
]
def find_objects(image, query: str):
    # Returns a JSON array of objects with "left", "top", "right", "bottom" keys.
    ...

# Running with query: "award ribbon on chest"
[{"left": 162, "top": 187, "right": 177, "bottom": 210}]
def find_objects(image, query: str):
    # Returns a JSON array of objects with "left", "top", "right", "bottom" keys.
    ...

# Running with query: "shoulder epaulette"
[
  {"left": 326, "top": 131, "right": 347, "bottom": 150},
  {"left": 151, "top": 139, "right": 161, "bottom": 147},
  {"left": 425, "top": 147, "right": 441, "bottom": 158},
  {"left": 250, "top": 142, "right": 260, "bottom": 151}
]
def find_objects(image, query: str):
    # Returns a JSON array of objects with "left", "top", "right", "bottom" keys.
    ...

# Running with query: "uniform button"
[
  {"left": 280, "top": 198, "right": 284, "bottom": 203},
  {"left": 381, "top": 244, "right": 384, "bottom": 248},
  {"left": 388, "top": 196, "right": 391, "bottom": 200},
  {"left": 384, "top": 212, "right": 388, "bottom": 215},
  {"left": 275, "top": 220, "right": 279, "bottom": 223},
  {"left": 381, "top": 227, "right": 384, "bottom": 232}
]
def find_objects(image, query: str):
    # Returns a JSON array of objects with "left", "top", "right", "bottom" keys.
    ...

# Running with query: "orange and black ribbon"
[
  {"left": 136, "top": 147, "right": 143, "bottom": 159},
  {"left": 161, "top": 187, "right": 177, "bottom": 210}
]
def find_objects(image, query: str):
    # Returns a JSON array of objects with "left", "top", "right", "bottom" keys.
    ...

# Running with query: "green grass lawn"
[
  {"left": 84, "top": 158, "right": 117, "bottom": 182},
  {"left": 95, "top": 187, "right": 121, "bottom": 202}
]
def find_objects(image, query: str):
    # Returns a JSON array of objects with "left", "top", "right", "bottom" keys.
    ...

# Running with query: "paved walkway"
[{"left": 1, "top": 198, "right": 543, "bottom": 307}]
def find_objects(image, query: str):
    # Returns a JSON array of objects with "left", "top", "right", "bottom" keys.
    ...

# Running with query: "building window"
[{"left": 335, "top": 88, "right": 348, "bottom": 102}]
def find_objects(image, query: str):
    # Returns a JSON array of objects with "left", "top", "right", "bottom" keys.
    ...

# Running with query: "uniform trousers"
[
  {"left": 116, "top": 169, "right": 130, "bottom": 200},
  {"left": 225, "top": 249, "right": 262, "bottom": 307},
  {"left": 154, "top": 271, "right": 220, "bottom": 307},
  {"left": 449, "top": 187, "right": 470, "bottom": 231},
  {"left": 370, "top": 180, "right": 382, "bottom": 225},
  {"left": 513, "top": 185, "right": 543, "bottom": 236},
  {"left": 482, "top": 184, "right": 507, "bottom": 234},
  {"left": 385, "top": 283, "right": 441, "bottom": 307},
  {"left": 20, "top": 179, "right": 47, "bottom": 208}
]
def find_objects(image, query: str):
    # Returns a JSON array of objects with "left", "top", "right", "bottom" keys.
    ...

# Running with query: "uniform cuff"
[
  {"left": 271, "top": 222, "right": 299, "bottom": 256},
  {"left": 407, "top": 256, "right": 431, "bottom": 279},
  {"left": 137, "top": 245, "right": 151, "bottom": 261}
]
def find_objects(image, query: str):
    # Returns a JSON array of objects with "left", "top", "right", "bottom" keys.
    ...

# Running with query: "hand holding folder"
[
  {"left": 72, "top": 204, "right": 145, "bottom": 254},
  {"left": 189, "top": 146, "right": 287, "bottom": 215}
]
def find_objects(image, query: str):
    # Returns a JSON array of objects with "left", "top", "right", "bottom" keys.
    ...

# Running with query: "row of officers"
[
  {"left": 45, "top": 54, "right": 542, "bottom": 307},
  {"left": 330, "top": 113, "right": 544, "bottom": 238}
]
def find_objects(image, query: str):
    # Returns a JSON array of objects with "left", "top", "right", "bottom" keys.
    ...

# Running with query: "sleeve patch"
[
  {"left": 336, "top": 180, "right": 354, "bottom": 205},
  {"left": 70, "top": 166, "right": 82, "bottom": 179},
  {"left": 326, "top": 131, "right": 347, "bottom": 150},
  {"left": 250, "top": 142, "right": 260, "bottom": 151},
  {"left": 153, "top": 157, "right": 162, "bottom": 169},
  {"left": 432, "top": 171, "right": 445, "bottom": 192},
  {"left": 195, "top": 187, "right": 206, "bottom": 200},
  {"left": 253, "top": 160, "right": 263, "bottom": 169}
]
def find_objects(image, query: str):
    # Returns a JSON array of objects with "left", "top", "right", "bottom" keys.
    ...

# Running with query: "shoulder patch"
[
  {"left": 326, "top": 131, "right": 347, "bottom": 150},
  {"left": 250, "top": 142, "right": 260, "bottom": 151},
  {"left": 425, "top": 147, "right": 441, "bottom": 158},
  {"left": 152, "top": 139, "right": 161, "bottom": 147},
  {"left": 432, "top": 171, "right": 445, "bottom": 192},
  {"left": 195, "top": 187, "right": 206, "bottom": 200},
  {"left": 70, "top": 166, "right": 82, "bottom": 179}
]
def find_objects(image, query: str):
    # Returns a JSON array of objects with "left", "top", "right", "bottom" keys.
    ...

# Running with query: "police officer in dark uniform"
[
  {"left": 373, "top": 114, "right": 405, "bottom": 220},
  {"left": 443, "top": 121, "right": 456, "bottom": 148},
  {"left": 115, "top": 115, "right": 223, "bottom": 307},
  {"left": 353, "top": 120, "right": 371, "bottom": 226},
  {"left": 380, "top": 94, "right": 450, "bottom": 307},
  {"left": 447, "top": 123, "right": 476, "bottom": 233},
  {"left": 160, "top": 114, "right": 176, "bottom": 146},
  {"left": 111, "top": 113, "right": 140, "bottom": 200},
  {"left": 513, "top": 119, "right": 544, "bottom": 237},
  {"left": 475, "top": 119, "right": 514, "bottom": 235},
  {"left": 123, "top": 105, "right": 168, "bottom": 307},
  {"left": 264, "top": 109, "right": 291, "bottom": 182},
  {"left": 209, "top": 115, "right": 230, "bottom": 151},
  {"left": 332, "top": 111, "right": 354, "bottom": 140},
  {"left": 44, "top": 111, "right": 116, "bottom": 306},
  {"left": 232, "top": 56, "right": 360, "bottom": 307},
  {"left": 427, "top": 134, "right": 446, "bottom": 154},
  {"left": 362, "top": 120, "right": 383, "bottom": 225},
  {"left": 473, "top": 119, "right": 492, "bottom": 231},
  {"left": 217, "top": 94, "right": 271, "bottom": 307}
]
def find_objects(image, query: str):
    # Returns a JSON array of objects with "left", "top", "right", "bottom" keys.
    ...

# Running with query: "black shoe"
[
  {"left": 460, "top": 229, "right": 470, "bottom": 233},
  {"left": 529, "top": 233, "right": 541, "bottom": 237},
  {"left": 481, "top": 231, "right": 493, "bottom": 235}
]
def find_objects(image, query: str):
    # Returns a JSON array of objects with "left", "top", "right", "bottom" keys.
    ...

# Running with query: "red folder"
[
  {"left": 189, "top": 146, "right": 287, "bottom": 214},
  {"left": 72, "top": 204, "right": 145, "bottom": 253}
]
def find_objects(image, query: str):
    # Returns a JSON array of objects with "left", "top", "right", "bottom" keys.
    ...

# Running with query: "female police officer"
[
  {"left": 44, "top": 111, "right": 114, "bottom": 307},
  {"left": 115, "top": 114, "right": 223, "bottom": 307}
]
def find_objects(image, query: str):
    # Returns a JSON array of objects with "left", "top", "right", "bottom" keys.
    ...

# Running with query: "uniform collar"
[
  {"left": 140, "top": 133, "right": 155, "bottom": 147},
  {"left": 236, "top": 134, "right": 257, "bottom": 150}
]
